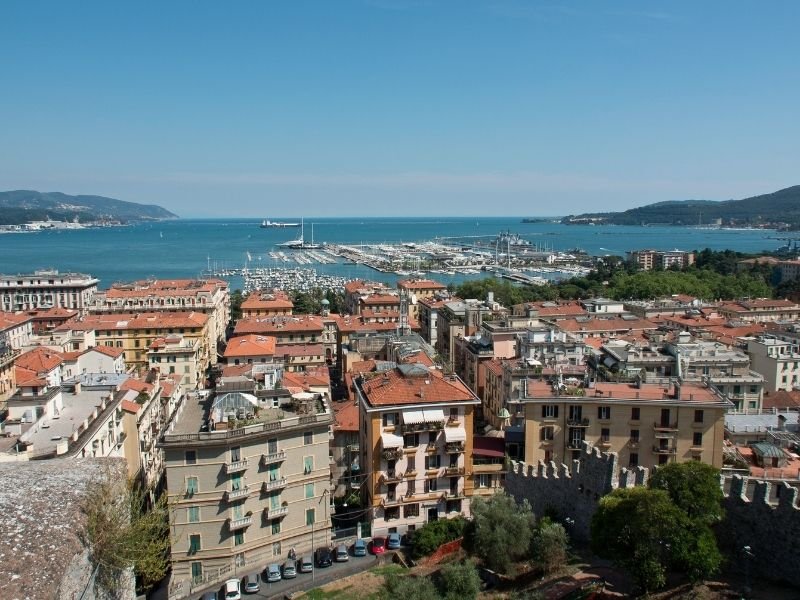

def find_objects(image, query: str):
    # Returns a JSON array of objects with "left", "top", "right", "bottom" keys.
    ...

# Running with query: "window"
[
  {"left": 306, "top": 508, "right": 315, "bottom": 526},
  {"left": 272, "top": 542, "right": 282, "bottom": 557},
  {"left": 303, "top": 456, "right": 314, "bottom": 475},
  {"left": 631, "top": 407, "right": 640, "bottom": 421},
  {"left": 694, "top": 410, "right": 704, "bottom": 423},
  {"left": 272, "top": 520, "right": 281, "bottom": 534},
  {"left": 186, "top": 477, "right": 198, "bottom": 496},
  {"left": 231, "top": 446, "right": 241, "bottom": 462},
  {"left": 404, "top": 504, "right": 419, "bottom": 518},
  {"left": 449, "top": 407, "right": 459, "bottom": 419},
  {"left": 600, "top": 427, "right": 610, "bottom": 442},
  {"left": 693, "top": 432, "right": 703, "bottom": 446},
  {"left": 304, "top": 431, "right": 313, "bottom": 445},
  {"left": 598, "top": 406, "right": 611, "bottom": 420},
  {"left": 382, "top": 412, "right": 398, "bottom": 427},
  {"left": 231, "top": 473, "right": 243, "bottom": 491},
  {"left": 305, "top": 483, "right": 314, "bottom": 499},
  {"left": 425, "top": 455, "right": 441, "bottom": 470},
  {"left": 630, "top": 429, "right": 639, "bottom": 442},
  {"left": 234, "top": 531, "right": 244, "bottom": 546},
  {"left": 568, "top": 405, "right": 582, "bottom": 420},
  {"left": 267, "top": 438, "right": 278, "bottom": 454},
  {"left": 187, "top": 506, "right": 200, "bottom": 523},
  {"left": 629, "top": 453, "right": 639, "bottom": 467},
  {"left": 424, "top": 478, "right": 438, "bottom": 492},
  {"left": 541, "top": 405, "right": 558, "bottom": 419},
  {"left": 191, "top": 562, "right": 202, "bottom": 579},
  {"left": 477, "top": 474, "right": 490, "bottom": 488},
  {"left": 268, "top": 465, "right": 280, "bottom": 482},
  {"left": 269, "top": 492, "right": 280, "bottom": 510},
  {"left": 540, "top": 426, "right": 554, "bottom": 441},
  {"left": 189, "top": 534, "right": 201, "bottom": 554},
  {"left": 404, "top": 433, "right": 419, "bottom": 447},
  {"left": 185, "top": 450, "right": 197, "bottom": 465}
]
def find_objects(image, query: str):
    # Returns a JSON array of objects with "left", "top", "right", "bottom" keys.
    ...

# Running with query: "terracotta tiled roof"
[
  {"left": 350, "top": 359, "right": 378, "bottom": 374},
  {"left": 120, "top": 379, "right": 154, "bottom": 394},
  {"left": 763, "top": 390, "right": 800, "bottom": 411},
  {"left": 14, "top": 366, "right": 45, "bottom": 387},
  {"left": 0, "top": 311, "right": 32, "bottom": 331},
  {"left": 221, "top": 363, "right": 254, "bottom": 378},
  {"left": 518, "top": 301, "right": 588, "bottom": 317},
  {"left": 16, "top": 347, "right": 63, "bottom": 373},
  {"left": 104, "top": 278, "right": 226, "bottom": 298},
  {"left": 87, "top": 345, "right": 126, "bottom": 358},
  {"left": 398, "top": 351, "right": 434, "bottom": 367},
  {"left": 360, "top": 294, "right": 400, "bottom": 305},
  {"left": 241, "top": 290, "right": 294, "bottom": 310},
  {"left": 333, "top": 401, "right": 359, "bottom": 431},
  {"left": 224, "top": 334, "right": 277, "bottom": 358},
  {"left": 397, "top": 279, "right": 447, "bottom": 291},
  {"left": 359, "top": 365, "right": 475, "bottom": 406},
  {"left": 525, "top": 379, "right": 722, "bottom": 403},
  {"left": 485, "top": 359, "right": 504, "bottom": 377},
  {"left": 417, "top": 296, "right": 454, "bottom": 309},
  {"left": 28, "top": 307, "right": 78, "bottom": 319},
  {"left": 555, "top": 316, "right": 657, "bottom": 333},
  {"left": 333, "top": 315, "right": 419, "bottom": 334},
  {"left": 283, "top": 366, "right": 330, "bottom": 388},
  {"left": 78, "top": 311, "right": 209, "bottom": 330},
  {"left": 233, "top": 315, "right": 324, "bottom": 335},
  {"left": 121, "top": 399, "right": 141, "bottom": 414}
]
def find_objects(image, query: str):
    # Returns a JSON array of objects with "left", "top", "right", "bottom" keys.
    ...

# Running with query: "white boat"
[
  {"left": 281, "top": 219, "right": 321, "bottom": 249},
  {"left": 261, "top": 219, "right": 301, "bottom": 228}
]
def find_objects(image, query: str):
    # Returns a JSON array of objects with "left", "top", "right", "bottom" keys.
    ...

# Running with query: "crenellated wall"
[{"left": 505, "top": 443, "right": 800, "bottom": 585}]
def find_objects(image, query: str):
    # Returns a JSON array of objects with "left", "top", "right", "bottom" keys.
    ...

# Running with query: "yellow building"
[
  {"left": 397, "top": 279, "right": 447, "bottom": 321},
  {"left": 513, "top": 379, "right": 729, "bottom": 470}
]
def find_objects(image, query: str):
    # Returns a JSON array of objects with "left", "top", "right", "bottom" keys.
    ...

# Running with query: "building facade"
[{"left": 0, "top": 270, "right": 99, "bottom": 313}]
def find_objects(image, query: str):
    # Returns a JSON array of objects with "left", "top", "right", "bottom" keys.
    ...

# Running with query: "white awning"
[
  {"left": 381, "top": 432, "right": 404, "bottom": 449},
  {"left": 444, "top": 427, "right": 467, "bottom": 443},
  {"left": 402, "top": 410, "right": 425, "bottom": 425},
  {"left": 422, "top": 409, "right": 445, "bottom": 423}
]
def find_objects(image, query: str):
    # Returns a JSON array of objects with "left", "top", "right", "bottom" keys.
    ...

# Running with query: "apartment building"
[
  {"left": 747, "top": 337, "right": 800, "bottom": 392},
  {"left": 514, "top": 378, "right": 729, "bottom": 470},
  {"left": 627, "top": 249, "right": 696, "bottom": 271},
  {"left": 437, "top": 299, "right": 504, "bottom": 370},
  {"left": 0, "top": 270, "right": 99, "bottom": 313},
  {"left": 0, "top": 312, "right": 33, "bottom": 350},
  {"left": 233, "top": 315, "right": 336, "bottom": 365},
  {"left": 148, "top": 335, "right": 203, "bottom": 389},
  {"left": 417, "top": 295, "right": 452, "bottom": 348},
  {"left": 354, "top": 363, "right": 480, "bottom": 537},
  {"left": 160, "top": 382, "right": 333, "bottom": 592},
  {"left": 397, "top": 279, "right": 448, "bottom": 321},
  {"left": 512, "top": 300, "right": 588, "bottom": 321},
  {"left": 89, "top": 278, "right": 230, "bottom": 347},
  {"left": 717, "top": 299, "right": 800, "bottom": 323},
  {"left": 241, "top": 290, "right": 294, "bottom": 317},
  {"left": 223, "top": 334, "right": 276, "bottom": 366},
  {"left": 343, "top": 280, "right": 393, "bottom": 316}
]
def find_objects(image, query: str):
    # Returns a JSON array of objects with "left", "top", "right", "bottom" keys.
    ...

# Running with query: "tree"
[
  {"left": 382, "top": 573, "right": 440, "bottom": 600},
  {"left": 531, "top": 519, "right": 569, "bottom": 574},
  {"left": 81, "top": 475, "right": 170, "bottom": 596},
  {"left": 230, "top": 289, "right": 244, "bottom": 321},
  {"left": 648, "top": 461, "right": 724, "bottom": 526},
  {"left": 591, "top": 487, "right": 687, "bottom": 592},
  {"left": 411, "top": 517, "right": 467, "bottom": 559},
  {"left": 467, "top": 492, "right": 535, "bottom": 574},
  {"left": 438, "top": 561, "right": 481, "bottom": 600}
]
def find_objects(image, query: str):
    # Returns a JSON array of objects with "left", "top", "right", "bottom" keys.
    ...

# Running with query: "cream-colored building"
[
  {"left": 514, "top": 379, "right": 730, "bottom": 470},
  {"left": 241, "top": 290, "right": 293, "bottom": 317},
  {"left": 160, "top": 383, "right": 333, "bottom": 594},
  {"left": 0, "top": 270, "right": 99, "bottom": 313},
  {"left": 397, "top": 279, "right": 447, "bottom": 321},
  {"left": 354, "top": 363, "right": 480, "bottom": 537},
  {"left": 148, "top": 334, "right": 203, "bottom": 389},
  {"left": 746, "top": 336, "right": 800, "bottom": 392}
]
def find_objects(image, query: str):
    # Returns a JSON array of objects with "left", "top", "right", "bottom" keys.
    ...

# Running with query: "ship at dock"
[
  {"left": 260, "top": 219, "right": 301, "bottom": 228},
  {"left": 276, "top": 218, "right": 321, "bottom": 250}
]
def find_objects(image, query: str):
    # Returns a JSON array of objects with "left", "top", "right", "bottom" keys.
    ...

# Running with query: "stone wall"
[{"left": 505, "top": 443, "right": 800, "bottom": 585}]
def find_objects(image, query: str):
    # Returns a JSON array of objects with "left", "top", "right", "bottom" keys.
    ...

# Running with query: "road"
[{"left": 192, "top": 553, "right": 381, "bottom": 600}]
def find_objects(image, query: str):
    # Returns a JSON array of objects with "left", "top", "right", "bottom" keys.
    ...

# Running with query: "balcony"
[
  {"left": 261, "top": 450, "right": 286, "bottom": 466},
  {"left": 404, "top": 469, "right": 417, "bottom": 478},
  {"left": 567, "top": 439, "right": 585, "bottom": 450},
  {"left": 472, "top": 461, "right": 505, "bottom": 473},
  {"left": 226, "top": 486, "right": 251, "bottom": 502},
  {"left": 224, "top": 459, "right": 249, "bottom": 474},
  {"left": 262, "top": 477, "right": 287, "bottom": 493},
  {"left": 653, "top": 421, "right": 679, "bottom": 432},
  {"left": 442, "top": 490, "right": 465, "bottom": 500},
  {"left": 628, "top": 439, "right": 640, "bottom": 449},
  {"left": 652, "top": 445, "right": 677, "bottom": 455},
  {"left": 597, "top": 438, "right": 611, "bottom": 448},
  {"left": 402, "top": 422, "right": 443, "bottom": 434},
  {"left": 380, "top": 470, "right": 403, "bottom": 484},
  {"left": 228, "top": 515, "right": 253, "bottom": 531},
  {"left": 446, "top": 441, "right": 465, "bottom": 454},
  {"left": 567, "top": 418, "right": 590, "bottom": 427},
  {"left": 444, "top": 466, "right": 465, "bottom": 476},
  {"left": 381, "top": 493, "right": 402, "bottom": 507},
  {"left": 382, "top": 448, "right": 403, "bottom": 461},
  {"left": 446, "top": 417, "right": 461, "bottom": 427},
  {"left": 264, "top": 505, "right": 289, "bottom": 519}
]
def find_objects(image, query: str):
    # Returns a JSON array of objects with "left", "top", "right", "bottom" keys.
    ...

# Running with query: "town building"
[
  {"left": 626, "top": 249, "right": 696, "bottom": 271},
  {"left": 241, "top": 290, "right": 294, "bottom": 317},
  {"left": 223, "top": 334, "right": 276, "bottom": 366},
  {"left": 343, "top": 280, "right": 393, "bottom": 316},
  {"left": 437, "top": 298, "right": 505, "bottom": 370},
  {"left": 0, "top": 270, "right": 99, "bottom": 313},
  {"left": 746, "top": 336, "right": 800, "bottom": 392},
  {"left": 159, "top": 380, "right": 333, "bottom": 593},
  {"left": 716, "top": 299, "right": 800, "bottom": 323},
  {"left": 275, "top": 343, "right": 326, "bottom": 372},
  {"left": 233, "top": 315, "right": 336, "bottom": 365},
  {"left": 354, "top": 362, "right": 480, "bottom": 537},
  {"left": 26, "top": 306, "right": 79, "bottom": 335},
  {"left": 415, "top": 294, "right": 452, "bottom": 348},
  {"left": 512, "top": 377, "right": 729, "bottom": 470},
  {"left": 148, "top": 334, "right": 203, "bottom": 389},
  {"left": 550, "top": 315, "right": 659, "bottom": 341},
  {"left": 0, "top": 312, "right": 33, "bottom": 350},
  {"left": 397, "top": 279, "right": 448, "bottom": 321},
  {"left": 60, "top": 345, "right": 126, "bottom": 380}
]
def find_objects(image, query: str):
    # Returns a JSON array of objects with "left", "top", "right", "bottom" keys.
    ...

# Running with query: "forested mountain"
[
  {"left": 0, "top": 190, "right": 177, "bottom": 224},
  {"left": 562, "top": 185, "right": 800, "bottom": 227}
]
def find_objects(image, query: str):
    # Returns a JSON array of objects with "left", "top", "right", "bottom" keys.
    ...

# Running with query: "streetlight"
[
  {"left": 312, "top": 488, "right": 330, "bottom": 583},
  {"left": 742, "top": 545, "right": 754, "bottom": 599}
]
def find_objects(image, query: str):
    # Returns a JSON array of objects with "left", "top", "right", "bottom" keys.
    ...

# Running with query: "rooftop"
[
  {"left": 224, "top": 334, "right": 277, "bottom": 358},
  {"left": 357, "top": 363, "right": 477, "bottom": 407},
  {"left": 522, "top": 379, "right": 725, "bottom": 404},
  {"left": 233, "top": 315, "right": 324, "bottom": 335}
]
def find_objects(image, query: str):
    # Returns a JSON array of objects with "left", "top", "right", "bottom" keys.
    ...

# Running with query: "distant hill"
[
  {"left": 0, "top": 190, "right": 177, "bottom": 225},
  {"left": 561, "top": 185, "right": 800, "bottom": 227}
]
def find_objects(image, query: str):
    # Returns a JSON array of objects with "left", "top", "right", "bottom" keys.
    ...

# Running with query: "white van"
[{"left": 223, "top": 578, "right": 241, "bottom": 600}]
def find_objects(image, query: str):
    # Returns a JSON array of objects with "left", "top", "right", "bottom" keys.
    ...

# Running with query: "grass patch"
[
  {"left": 370, "top": 563, "right": 406, "bottom": 577},
  {"left": 304, "top": 586, "right": 356, "bottom": 599}
]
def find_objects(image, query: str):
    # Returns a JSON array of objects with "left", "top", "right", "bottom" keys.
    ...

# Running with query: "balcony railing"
[
  {"left": 402, "top": 422, "right": 443, "bottom": 434},
  {"left": 224, "top": 459, "right": 249, "bottom": 474},
  {"left": 652, "top": 445, "right": 677, "bottom": 455},
  {"left": 381, "top": 494, "right": 402, "bottom": 507},
  {"left": 597, "top": 438, "right": 611, "bottom": 447},
  {"left": 404, "top": 469, "right": 417, "bottom": 478},
  {"left": 445, "top": 441, "right": 465, "bottom": 453},
  {"left": 381, "top": 448, "right": 403, "bottom": 461},
  {"left": 264, "top": 506, "right": 289, "bottom": 519},
  {"left": 228, "top": 515, "right": 253, "bottom": 531},
  {"left": 653, "top": 421, "right": 679, "bottom": 431},
  {"left": 262, "top": 477, "right": 287, "bottom": 493},
  {"left": 444, "top": 466, "right": 465, "bottom": 476},
  {"left": 380, "top": 470, "right": 403, "bottom": 484},
  {"left": 226, "top": 486, "right": 251, "bottom": 501},
  {"left": 567, "top": 418, "right": 590, "bottom": 427},
  {"left": 446, "top": 417, "right": 461, "bottom": 427},
  {"left": 261, "top": 450, "right": 286, "bottom": 466},
  {"left": 567, "top": 440, "right": 585, "bottom": 449}
]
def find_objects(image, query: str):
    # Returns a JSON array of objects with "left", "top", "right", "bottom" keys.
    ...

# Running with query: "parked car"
[
  {"left": 353, "top": 538, "right": 367, "bottom": 557},
  {"left": 370, "top": 537, "right": 386, "bottom": 555},
  {"left": 223, "top": 579, "right": 241, "bottom": 600},
  {"left": 243, "top": 573, "right": 260, "bottom": 594},
  {"left": 315, "top": 547, "right": 333, "bottom": 568},
  {"left": 200, "top": 592, "right": 218, "bottom": 600},
  {"left": 299, "top": 555, "right": 314, "bottom": 573},
  {"left": 265, "top": 564, "right": 282, "bottom": 583},
  {"left": 282, "top": 561, "right": 297, "bottom": 579},
  {"left": 387, "top": 532, "right": 401, "bottom": 550},
  {"left": 335, "top": 543, "right": 350, "bottom": 562}
]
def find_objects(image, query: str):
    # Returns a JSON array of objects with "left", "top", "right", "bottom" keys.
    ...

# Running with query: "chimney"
[{"left": 778, "top": 414, "right": 787, "bottom": 431}]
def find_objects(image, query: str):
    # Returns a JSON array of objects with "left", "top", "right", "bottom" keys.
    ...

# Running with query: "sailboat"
[
  {"left": 277, "top": 218, "right": 305, "bottom": 247},
  {"left": 279, "top": 218, "right": 321, "bottom": 249}
]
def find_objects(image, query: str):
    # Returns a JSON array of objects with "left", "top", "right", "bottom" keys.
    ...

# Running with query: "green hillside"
[
  {"left": 0, "top": 190, "right": 177, "bottom": 224},
  {"left": 562, "top": 185, "right": 800, "bottom": 227}
]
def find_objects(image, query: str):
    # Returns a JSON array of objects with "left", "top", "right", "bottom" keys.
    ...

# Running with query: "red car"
[{"left": 370, "top": 537, "right": 386, "bottom": 555}]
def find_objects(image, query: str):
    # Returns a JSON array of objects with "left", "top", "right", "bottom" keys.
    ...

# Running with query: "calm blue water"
[{"left": 0, "top": 218, "right": 782, "bottom": 290}]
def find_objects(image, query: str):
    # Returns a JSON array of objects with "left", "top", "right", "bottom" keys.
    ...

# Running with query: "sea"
[{"left": 0, "top": 217, "right": 786, "bottom": 291}]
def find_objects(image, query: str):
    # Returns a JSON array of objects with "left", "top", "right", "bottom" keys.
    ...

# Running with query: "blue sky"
[{"left": 1, "top": 1, "right": 798, "bottom": 218}]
